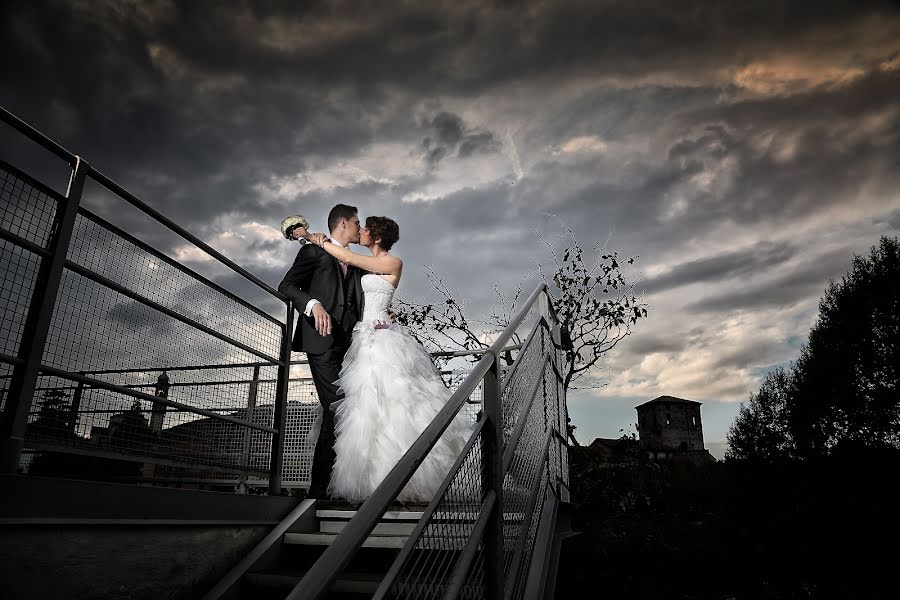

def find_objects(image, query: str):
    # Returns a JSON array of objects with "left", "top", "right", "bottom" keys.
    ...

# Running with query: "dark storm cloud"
[
  {"left": 710, "top": 339, "right": 789, "bottom": 371},
  {"left": 686, "top": 246, "right": 855, "bottom": 313},
  {"left": 421, "top": 112, "right": 501, "bottom": 167},
  {"left": 2, "top": 0, "right": 900, "bottom": 437},
  {"left": 671, "top": 69, "right": 900, "bottom": 224},
  {"left": 522, "top": 64, "right": 900, "bottom": 266},
  {"left": 3, "top": 1, "right": 897, "bottom": 240},
  {"left": 884, "top": 209, "right": 900, "bottom": 229},
  {"left": 628, "top": 334, "right": 688, "bottom": 355},
  {"left": 642, "top": 241, "right": 797, "bottom": 294}
]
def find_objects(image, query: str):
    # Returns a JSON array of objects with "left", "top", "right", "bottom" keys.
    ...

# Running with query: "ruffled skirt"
[{"left": 327, "top": 323, "right": 473, "bottom": 502}]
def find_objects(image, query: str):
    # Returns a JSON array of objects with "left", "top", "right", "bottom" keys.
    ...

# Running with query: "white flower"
[{"left": 280, "top": 214, "right": 310, "bottom": 241}]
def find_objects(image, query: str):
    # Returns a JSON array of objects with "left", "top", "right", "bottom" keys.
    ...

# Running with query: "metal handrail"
[
  {"left": 431, "top": 343, "right": 522, "bottom": 359},
  {"left": 87, "top": 167, "right": 286, "bottom": 301},
  {"left": 77, "top": 208, "right": 283, "bottom": 326},
  {"left": 0, "top": 106, "right": 286, "bottom": 303},
  {"left": 63, "top": 259, "right": 283, "bottom": 366},
  {"left": 287, "top": 282, "right": 550, "bottom": 600},
  {"left": 504, "top": 430, "right": 553, "bottom": 600},
  {"left": 36, "top": 365, "right": 279, "bottom": 434},
  {"left": 372, "top": 415, "right": 489, "bottom": 600},
  {"left": 440, "top": 489, "right": 499, "bottom": 600},
  {"left": 502, "top": 353, "right": 551, "bottom": 474},
  {"left": 286, "top": 349, "right": 495, "bottom": 599},
  {"left": 0, "top": 106, "right": 79, "bottom": 167},
  {"left": 0, "top": 107, "right": 291, "bottom": 482}
]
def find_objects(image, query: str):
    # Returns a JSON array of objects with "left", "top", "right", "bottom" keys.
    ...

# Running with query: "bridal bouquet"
[{"left": 280, "top": 214, "right": 310, "bottom": 243}]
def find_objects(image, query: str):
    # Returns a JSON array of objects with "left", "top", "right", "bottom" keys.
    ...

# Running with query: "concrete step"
[
  {"left": 315, "top": 508, "right": 424, "bottom": 520},
  {"left": 284, "top": 532, "right": 409, "bottom": 549},
  {"left": 320, "top": 520, "right": 416, "bottom": 535},
  {"left": 315, "top": 508, "right": 517, "bottom": 522},
  {"left": 246, "top": 570, "right": 382, "bottom": 594}
]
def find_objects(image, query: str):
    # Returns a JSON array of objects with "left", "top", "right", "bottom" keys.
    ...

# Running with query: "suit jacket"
[{"left": 278, "top": 243, "right": 364, "bottom": 354}]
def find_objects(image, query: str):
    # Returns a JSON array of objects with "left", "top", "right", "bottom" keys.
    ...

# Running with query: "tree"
[
  {"left": 395, "top": 215, "right": 649, "bottom": 444},
  {"left": 728, "top": 236, "right": 900, "bottom": 460},
  {"left": 791, "top": 235, "right": 900, "bottom": 455},
  {"left": 726, "top": 367, "right": 794, "bottom": 460},
  {"left": 30, "top": 388, "right": 72, "bottom": 436}
]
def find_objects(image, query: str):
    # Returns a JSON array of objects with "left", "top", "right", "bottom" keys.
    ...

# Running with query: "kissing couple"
[{"left": 278, "top": 204, "right": 470, "bottom": 502}]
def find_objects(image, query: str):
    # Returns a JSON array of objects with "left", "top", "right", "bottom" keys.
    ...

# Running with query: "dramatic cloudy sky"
[{"left": 3, "top": 0, "right": 900, "bottom": 457}]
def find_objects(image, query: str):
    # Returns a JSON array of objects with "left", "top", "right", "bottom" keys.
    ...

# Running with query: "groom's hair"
[{"left": 328, "top": 204, "right": 358, "bottom": 232}]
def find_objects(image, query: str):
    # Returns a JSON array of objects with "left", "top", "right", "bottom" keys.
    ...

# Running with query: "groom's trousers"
[{"left": 306, "top": 343, "right": 348, "bottom": 498}]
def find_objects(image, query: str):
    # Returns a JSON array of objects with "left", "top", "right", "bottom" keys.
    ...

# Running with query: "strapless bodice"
[{"left": 361, "top": 274, "right": 395, "bottom": 322}]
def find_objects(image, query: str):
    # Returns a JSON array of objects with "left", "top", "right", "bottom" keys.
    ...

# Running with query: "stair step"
[
  {"left": 285, "top": 531, "right": 475, "bottom": 550},
  {"left": 285, "top": 532, "right": 410, "bottom": 549},
  {"left": 246, "top": 571, "right": 382, "bottom": 594},
  {"left": 316, "top": 509, "right": 424, "bottom": 520},
  {"left": 320, "top": 520, "right": 416, "bottom": 535},
  {"left": 315, "top": 508, "right": 514, "bottom": 521}
]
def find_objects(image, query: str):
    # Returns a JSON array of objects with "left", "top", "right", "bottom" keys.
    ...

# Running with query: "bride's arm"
[
  {"left": 294, "top": 228, "right": 402, "bottom": 274},
  {"left": 321, "top": 240, "right": 402, "bottom": 275}
]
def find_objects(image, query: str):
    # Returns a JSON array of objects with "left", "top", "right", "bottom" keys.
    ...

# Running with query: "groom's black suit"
[{"left": 278, "top": 242, "right": 364, "bottom": 498}]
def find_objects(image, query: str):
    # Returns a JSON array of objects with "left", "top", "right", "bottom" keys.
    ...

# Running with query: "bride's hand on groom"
[{"left": 290, "top": 228, "right": 326, "bottom": 247}]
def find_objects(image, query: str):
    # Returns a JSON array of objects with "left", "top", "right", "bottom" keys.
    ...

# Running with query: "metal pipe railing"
[
  {"left": 503, "top": 431, "right": 553, "bottom": 600},
  {"left": 371, "top": 415, "right": 488, "bottom": 600},
  {"left": 287, "top": 283, "right": 552, "bottom": 600},
  {"left": 0, "top": 106, "right": 291, "bottom": 483},
  {"left": 441, "top": 489, "right": 499, "bottom": 600},
  {"left": 0, "top": 155, "right": 86, "bottom": 474},
  {"left": 286, "top": 347, "right": 496, "bottom": 599},
  {"left": 0, "top": 107, "right": 79, "bottom": 167},
  {"left": 77, "top": 208, "right": 283, "bottom": 326},
  {"left": 63, "top": 259, "right": 284, "bottom": 366},
  {"left": 502, "top": 353, "right": 551, "bottom": 474},
  {"left": 87, "top": 166, "right": 286, "bottom": 301},
  {"left": 35, "top": 365, "right": 278, "bottom": 434}
]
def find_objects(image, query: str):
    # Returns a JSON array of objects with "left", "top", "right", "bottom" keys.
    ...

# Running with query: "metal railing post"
[
  {"left": 483, "top": 354, "right": 504, "bottom": 600},
  {"left": 269, "top": 302, "right": 293, "bottom": 495},
  {"left": 237, "top": 365, "right": 260, "bottom": 493},
  {"left": 0, "top": 157, "right": 87, "bottom": 474}
]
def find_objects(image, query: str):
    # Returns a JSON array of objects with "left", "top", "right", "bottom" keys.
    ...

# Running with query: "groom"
[{"left": 278, "top": 204, "right": 364, "bottom": 499}]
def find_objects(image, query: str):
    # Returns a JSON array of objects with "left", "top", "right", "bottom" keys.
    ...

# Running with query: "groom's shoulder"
[{"left": 295, "top": 243, "right": 325, "bottom": 259}]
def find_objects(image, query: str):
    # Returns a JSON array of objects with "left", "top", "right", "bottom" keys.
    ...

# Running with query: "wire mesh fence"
[
  {"left": 0, "top": 146, "right": 291, "bottom": 487},
  {"left": 382, "top": 318, "right": 567, "bottom": 600},
  {"left": 3, "top": 109, "right": 570, "bottom": 598}
]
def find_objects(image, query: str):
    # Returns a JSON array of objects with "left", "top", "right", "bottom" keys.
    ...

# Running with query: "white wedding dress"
[{"left": 327, "top": 274, "right": 472, "bottom": 502}]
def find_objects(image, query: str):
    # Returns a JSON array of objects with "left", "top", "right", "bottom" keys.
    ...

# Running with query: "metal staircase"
[
  {"left": 0, "top": 106, "right": 571, "bottom": 600},
  {"left": 206, "top": 499, "right": 439, "bottom": 599},
  {"left": 205, "top": 281, "right": 570, "bottom": 600}
]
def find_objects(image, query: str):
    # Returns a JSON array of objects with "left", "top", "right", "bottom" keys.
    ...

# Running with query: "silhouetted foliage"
[
  {"left": 727, "top": 367, "right": 795, "bottom": 460},
  {"left": 728, "top": 236, "right": 900, "bottom": 460},
  {"left": 29, "top": 388, "right": 73, "bottom": 436},
  {"left": 558, "top": 446, "right": 900, "bottom": 598},
  {"left": 395, "top": 215, "right": 648, "bottom": 445}
]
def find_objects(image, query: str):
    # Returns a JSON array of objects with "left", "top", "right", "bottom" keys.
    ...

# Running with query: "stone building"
[{"left": 636, "top": 395, "right": 714, "bottom": 462}]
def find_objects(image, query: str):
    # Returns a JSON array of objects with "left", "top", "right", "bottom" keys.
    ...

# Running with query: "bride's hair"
[{"left": 366, "top": 216, "right": 399, "bottom": 250}]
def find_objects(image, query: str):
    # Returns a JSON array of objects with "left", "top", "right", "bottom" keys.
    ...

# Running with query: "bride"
[{"left": 294, "top": 216, "right": 471, "bottom": 502}]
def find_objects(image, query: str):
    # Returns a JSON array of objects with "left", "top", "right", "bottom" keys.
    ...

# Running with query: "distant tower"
[
  {"left": 143, "top": 371, "right": 170, "bottom": 481},
  {"left": 149, "top": 371, "right": 170, "bottom": 434},
  {"left": 635, "top": 395, "right": 705, "bottom": 457}
]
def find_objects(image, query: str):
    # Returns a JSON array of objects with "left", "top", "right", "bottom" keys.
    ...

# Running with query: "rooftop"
[{"left": 635, "top": 395, "right": 702, "bottom": 410}]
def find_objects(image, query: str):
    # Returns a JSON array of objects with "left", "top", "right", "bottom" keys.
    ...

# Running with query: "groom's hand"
[{"left": 311, "top": 303, "right": 332, "bottom": 336}]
